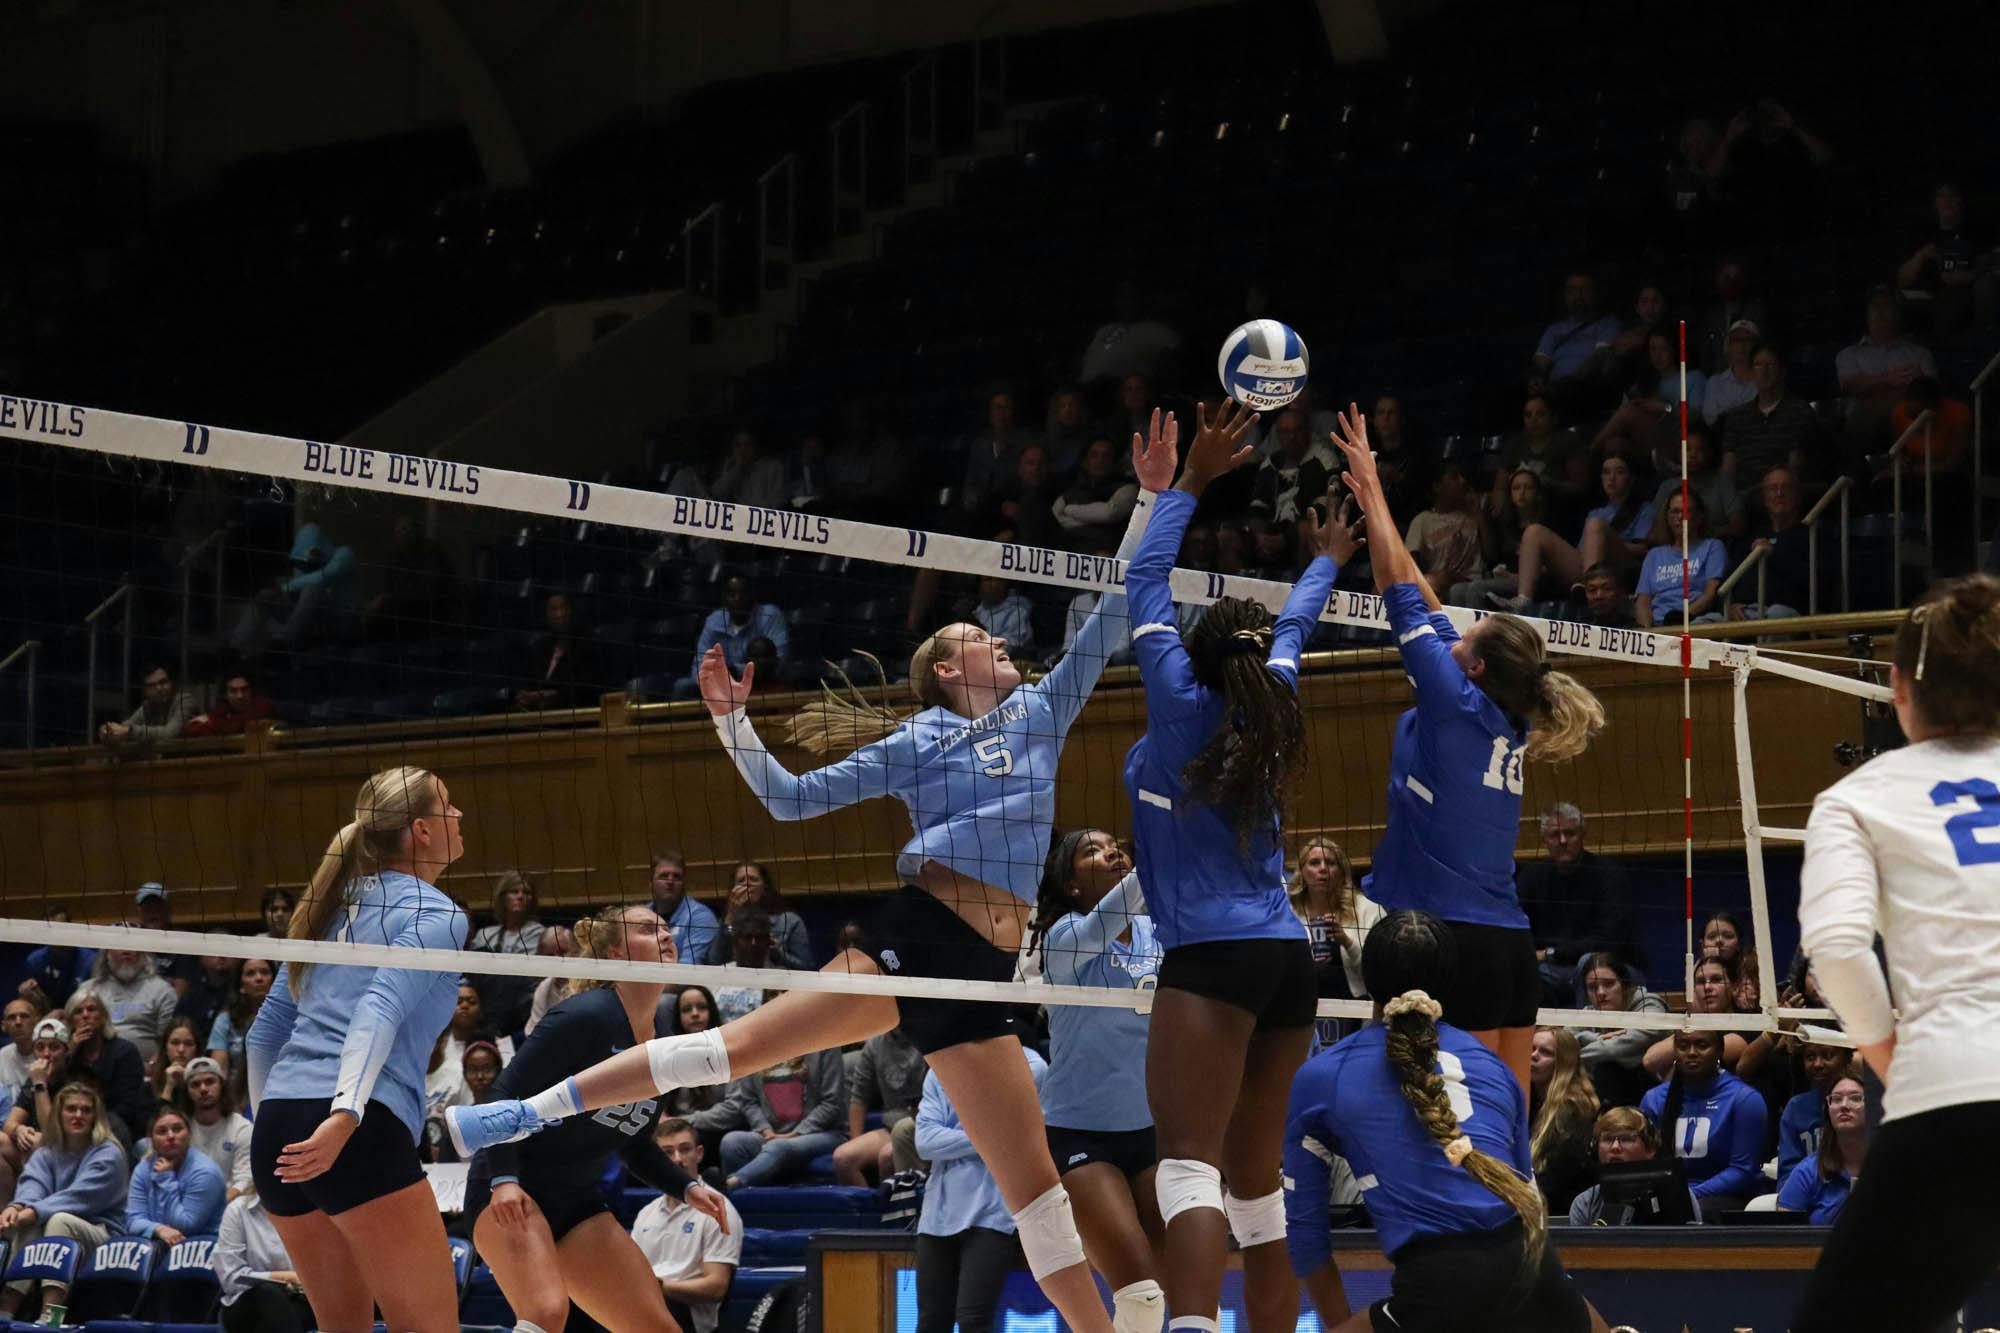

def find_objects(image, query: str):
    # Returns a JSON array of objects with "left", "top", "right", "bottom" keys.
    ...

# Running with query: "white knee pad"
[
  {"left": 1155, "top": 1157, "right": 1224, "bottom": 1228},
  {"left": 1223, "top": 1187, "right": 1287, "bottom": 1248},
  {"left": 1112, "top": 1278, "right": 1165, "bottom": 1333},
  {"left": 1011, "top": 1183, "right": 1086, "bottom": 1280}
]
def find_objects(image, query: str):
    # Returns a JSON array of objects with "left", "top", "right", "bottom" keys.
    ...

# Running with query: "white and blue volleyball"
[{"left": 1217, "top": 319, "right": 1309, "bottom": 411}]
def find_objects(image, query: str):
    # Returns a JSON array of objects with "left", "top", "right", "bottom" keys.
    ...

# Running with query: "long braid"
[
  {"left": 1381, "top": 991, "right": 1548, "bottom": 1272},
  {"left": 1181, "top": 598, "right": 1308, "bottom": 853}
]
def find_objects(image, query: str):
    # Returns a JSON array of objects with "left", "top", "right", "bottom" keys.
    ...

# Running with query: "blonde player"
[{"left": 1794, "top": 574, "right": 2000, "bottom": 1332}]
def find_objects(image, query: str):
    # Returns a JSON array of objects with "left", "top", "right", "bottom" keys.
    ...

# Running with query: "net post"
[
  {"left": 1678, "top": 318, "right": 1695, "bottom": 998},
  {"left": 1732, "top": 664, "right": 1780, "bottom": 1013}
]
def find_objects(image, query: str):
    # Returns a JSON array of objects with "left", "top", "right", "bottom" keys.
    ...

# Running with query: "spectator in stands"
[
  {"left": 1571, "top": 954, "right": 1668, "bottom": 1107},
  {"left": 631, "top": 1118, "right": 742, "bottom": 1333},
  {"left": 1671, "top": 120, "right": 1726, "bottom": 225},
  {"left": 1566, "top": 1107, "right": 1701, "bottom": 1225},
  {"left": 1250, "top": 406, "right": 1337, "bottom": 523},
  {"left": 1250, "top": 518, "right": 1302, "bottom": 581},
  {"left": 1721, "top": 344, "right": 1820, "bottom": 488},
  {"left": 1107, "top": 373, "right": 1157, "bottom": 465},
  {"left": 183, "top": 1058, "right": 250, "bottom": 1201},
  {"left": 711, "top": 429, "right": 789, "bottom": 512},
  {"left": 443, "top": 981, "right": 501, "bottom": 1067},
  {"left": 1897, "top": 183, "right": 1990, "bottom": 335},
  {"left": 1530, "top": 1027, "right": 1600, "bottom": 1216},
  {"left": 813, "top": 413, "right": 907, "bottom": 521},
  {"left": 1451, "top": 467, "right": 1544, "bottom": 606},
  {"left": 421, "top": 1033, "right": 469, "bottom": 1151},
  {"left": 1287, "top": 836, "right": 1383, "bottom": 1012},
  {"left": 710, "top": 906, "right": 778, "bottom": 1024},
  {"left": 2, "top": 1018, "right": 75, "bottom": 1155},
  {"left": 961, "top": 390, "right": 1031, "bottom": 516},
  {"left": 515, "top": 590, "right": 605, "bottom": 710},
  {"left": 360, "top": 512, "right": 457, "bottom": 642},
  {"left": 204, "top": 958, "right": 273, "bottom": 1090},
  {"left": 1493, "top": 393, "right": 1590, "bottom": 516},
  {"left": 77, "top": 948, "right": 176, "bottom": 1067},
  {"left": 676, "top": 577, "right": 788, "bottom": 702},
  {"left": 215, "top": 1187, "right": 314, "bottom": 1333},
  {"left": 1599, "top": 329, "right": 1707, "bottom": 469},
  {"left": 1701, "top": 910, "right": 1748, "bottom": 977},
  {"left": 1642, "top": 957, "right": 1750, "bottom": 1078},
  {"left": 127, "top": 1102, "right": 225, "bottom": 1242},
  {"left": 1836, "top": 288, "right": 1939, "bottom": 438},
  {"left": 229, "top": 520, "right": 360, "bottom": 657},
  {"left": 662, "top": 987, "right": 729, "bottom": 1127},
  {"left": 131, "top": 883, "right": 200, "bottom": 996},
  {"left": 654, "top": 1114, "right": 726, "bottom": 1195},
  {"left": 0, "top": 998, "right": 39, "bottom": 1105},
  {"left": 524, "top": 925, "right": 578, "bottom": 1034},
  {"left": 1714, "top": 99, "right": 1835, "bottom": 239},
  {"left": 20, "top": 919, "right": 93, "bottom": 1011},
  {"left": 469, "top": 869, "right": 544, "bottom": 1041},
  {"left": 649, "top": 851, "right": 720, "bottom": 964},
  {"left": 0, "top": 1082, "right": 127, "bottom": 1319},
  {"left": 1529, "top": 270, "right": 1622, "bottom": 405},
  {"left": 460, "top": 1040, "right": 502, "bottom": 1104},
  {"left": 1728, "top": 467, "right": 1812, "bottom": 620},
  {"left": 148, "top": 1017, "right": 201, "bottom": 1111},
  {"left": 1635, "top": 492, "right": 1727, "bottom": 626},
  {"left": 1500, "top": 454, "right": 1652, "bottom": 610},
  {"left": 1641, "top": 1029, "right": 1767, "bottom": 1214},
  {"left": 175, "top": 956, "right": 236, "bottom": 1047},
  {"left": 1042, "top": 386, "right": 1096, "bottom": 478},
  {"left": 706, "top": 861, "right": 811, "bottom": 970},
  {"left": 258, "top": 889, "right": 295, "bottom": 938},
  {"left": 1516, "top": 804, "right": 1635, "bottom": 1004},
  {"left": 987, "top": 443, "right": 1061, "bottom": 546},
  {"left": 1697, "top": 259, "right": 1772, "bottom": 377},
  {"left": 1367, "top": 393, "right": 1432, "bottom": 520},
  {"left": 1647, "top": 425, "right": 1743, "bottom": 542},
  {"left": 913, "top": 1050, "right": 1044, "bottom": 1333},
  {"left": 1777, "top": 1044, "right": 1851, "bottom": 1184},
  {"left": 1606, "top": 284, "right": 1671, "bottom": 379},
  {"left": 1053, "top": 437, "right": 1139, "bottom": 551},
  {"left": 708, "top": 1044, "right": 846, "bottom": 1191},
  {"left": 834, "top": 1028, "right": 927, "bottom": 1187},
  {"left": 1059, "top": 549, "right": 1135, "bottom": 668},
  {"left": 58, "top": 994, "right": 147, "bottom": 1149},
  {"left": 181, "top": 671, "right": 270, "bottom": 738},
  {"left": 1403, "top": 463, "right": 1488, "bottom": 600},
  {"left": 970, "top": 577, "right": 1037, "bottom": 662},
  {"left": 1777, "top": 1073, "right": 1867, "bottom": 1225},
  {"left": 1876, "top": 378, "right": 1977, "bottom": 566},
  {"left": 96, "top": 664, "right": 195, "bottom": 752},
  {"left": 1080, "top": 279, "right": 1182, "bottom": 384},
  {"left": 1702, "top": 320, "right": 1761, "bottom": 424}
]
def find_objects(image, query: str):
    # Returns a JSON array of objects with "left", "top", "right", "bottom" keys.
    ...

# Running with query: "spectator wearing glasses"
[
  {"left": 96, "top": 665, "right": 196, "bottom": 752},
  {"left": 1777, "top": 1044, "right": 1853, "bottom": 1185},
  {"left": 705, "top": 862, "right": 812, "bottom": 971},
  {"left": 1515, "top": 804, "right": 1635, "bottom": 1006},
  {"left": 648, "top": 852, "right": 720, "bottom": 964},
  {"left": 1777, "top": 1074, "right": 1869, "bottom": 1225},
  {"left": 1565, "top": 1107, "right": 1702, "bottom": 1225}
]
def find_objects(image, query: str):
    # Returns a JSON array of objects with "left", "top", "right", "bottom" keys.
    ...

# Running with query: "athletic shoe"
[
  {"left": 1486, "top": 591, "right": 1530, "bottom": 612},
  {"left": 446, "top": 1098, "right": 544, "bottom": 1156}
]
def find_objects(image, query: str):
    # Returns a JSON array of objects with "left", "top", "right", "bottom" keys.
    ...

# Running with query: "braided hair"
[
  {"left": 1361, "top": 911, "right": 1547, "bottom": 1272},
  {"left": 1181, "top": 597, "right": 1308, "bottom": 852}
]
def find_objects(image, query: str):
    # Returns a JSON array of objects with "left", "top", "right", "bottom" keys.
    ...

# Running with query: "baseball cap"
[
  {"left": 134, "top": 883, "right": 167, "bottom": 904},
  {"left": 185, "top": 1057, "right": 224, "bottom": 1081},
  {"left": 1726, "top": 318, "right": 1761, "bottom": 339},
  {"left": 32, "top": 1017, "right": 70, "bottom": 1044}
]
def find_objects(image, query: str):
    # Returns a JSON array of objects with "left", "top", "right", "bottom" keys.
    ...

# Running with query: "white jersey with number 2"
[{"left": 1800, "top": 736, "right": 2000, "bottom": 1123}]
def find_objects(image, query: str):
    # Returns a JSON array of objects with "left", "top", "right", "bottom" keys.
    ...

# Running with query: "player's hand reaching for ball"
[
  {"left": 1330, "top": 402, "right": 1381, "bottom": 501},
  {"left": 1308, "top": 488, "right": 1365, "bottom": 568},
  {"left": 697, "top": 644, "right": 754, "bottom": 716},
  {"left": 1131, "top": 407, "right": 1179, "bottom": 493},
  {"left": 1176, "top": 399, "right": 1260, "bottom": 497}
]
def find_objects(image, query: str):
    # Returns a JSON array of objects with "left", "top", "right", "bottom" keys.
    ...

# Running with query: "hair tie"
[
  {"left": 1537, "top": 661, "right": 1553, "bottom": 676},
  {"left": 1223, "top": 627, "right": 1270, "bottom": 657},
  {"left": 1382, "top": 989, "right": 1443, "bottom": 1022},
  {"left": 1443, "top": 1135, "right": 1475, "bottom": 1166},
  {"left": 1911, "top": 602, "right": 1936, "bottom": 681}
]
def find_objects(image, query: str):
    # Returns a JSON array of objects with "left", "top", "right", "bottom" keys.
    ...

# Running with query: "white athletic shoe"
[{"left": 446, "top": 1098, "right": 544, "bottom": 1157}]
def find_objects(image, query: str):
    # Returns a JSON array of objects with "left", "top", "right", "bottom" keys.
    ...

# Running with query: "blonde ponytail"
[
  {"left": 289, "top": 766, "right": 440, "bottom": 998},
  {"left": 786, "top": 646, "right": 935, "bottom": 757},
  {"left": 1465, "top": 615, "right": 1605, "bottom": 764},
  {"left": 1525, "top": 666, "right": 1605, "bottom": 763}
]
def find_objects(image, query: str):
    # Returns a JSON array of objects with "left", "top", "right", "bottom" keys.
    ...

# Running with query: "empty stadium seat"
[{"left": 66, "top": 1235, "right": 155, "bottom": 1321}]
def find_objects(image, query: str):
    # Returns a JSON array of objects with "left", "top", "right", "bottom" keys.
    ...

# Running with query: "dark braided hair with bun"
[{"left": 1180, "top": 596, "right": 1308, "bottom": 852}]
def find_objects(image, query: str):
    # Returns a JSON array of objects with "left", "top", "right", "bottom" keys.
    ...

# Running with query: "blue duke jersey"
[
  {"left": 1038, "top": 873, "right": 1160, "bottom": 1133},
  {"left": 1363, "top": 584, "right": 1532, "bottom": 930},
  {"left": 246, "top": 871, "right": 466, "bottom": 1141},
  {"left": 1639, "top": 1071, "right": 1767, "bottom": 1202},
  {"left": 1283, "top": 1022, "right": 1532, "bottom": 1268},
  {"left": 1123, "top": 488, "right": 1338, "bottom": 950},
  {"left": 715, "top": 495, "right": 1155, "bottom": 902},
  {"left": 474, "top": 988, "right": 694, "bottom": 1198}
]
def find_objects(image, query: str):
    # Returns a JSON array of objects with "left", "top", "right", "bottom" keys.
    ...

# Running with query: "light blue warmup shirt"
[
  {"left": 1123, "top": 487, "right": 1335, "bottom": 950},
  {"left": 714, "top": 496, "right": 1153, "bottom": 901},
  {"left": 1284, "top": 1021, "right": 1532, "bottom": 1269},
  {"left": 1362, "top": 584, "right": 1531, "bottom": 930},
  {"left": 246, "top": 870, "right": 467, "bottom": 1142},
  {"left": 1037, "top": 872, "right": 1159, "bottom": 1133},
  {"left": 1639, "top": 1070, "right": 1768, "bottom": 1203},
  {"left": 1638, "top": 537, "right": 1728, "bottom": 623},
  {"left": 914, "top": 1048, "right": 1047, "bottom": 1236}
]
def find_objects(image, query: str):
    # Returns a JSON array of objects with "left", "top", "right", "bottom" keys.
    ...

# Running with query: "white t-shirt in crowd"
[
  {"left": 631, "top": 1192, "right": 745, "bottom": 1333},
  {"left": 192, "top": 1112, "right": 254, "bottom": 1195}
]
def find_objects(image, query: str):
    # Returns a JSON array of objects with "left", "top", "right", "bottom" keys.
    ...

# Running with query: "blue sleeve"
[
  {"left": 1282, "top": 1063, "right": 1337, "bottom": 1277},
  {"left": 37, "top": 1143, "right": 126, "bottom": 1223},
  {"left": 691, "top": 612, "right": 725, "bottom": 667},
  {"left": 245, "top": 969, "right": 298, "bottom": 1114},
  {"left": 1265, "top": 556, "right": 1338, "bottom": 688},
  {"left": 758, "top": 605, "right": 791, "bottom": 661},
  {"left": 1699, "top": 539, "right": 1728, "bottom": 585},
  {"left": 206, "top": 1011, "right": 232, "bottom": 1054},
  {"left": 1691, "top": 1089, "right": 1767, "bottom": 1202},
  {"left": 331, "top": 903, "right": 467, "bottom": 1120},
  {"left": 185, "top": 1156, "right": 227, "bottom": 1231},
  {"left": 1776, "top": 1158, "right": 1818, "bottom": 1212},
  {"left": 1639, "top": 1082, "right": 1665, "bottom": 1128},
  {"left": 713, "top": 710, "right": 912, "bottom": 821},
  {"left": 773, "top": 913, "right": 813, "bottom": 969},
  {"left": 285, "top": 544, "right": 355, "bottom": 592},
  {"left": 1039, "top": 874, "right": 1147, "bottom": 986},
  {"left": 125, "top": 1161, "right": 158, "bottom": 1235},
  {"left": 1126, "top": 490, "right": 1206, "bottom": 730},
  {"left": 1777, "top": 1097, "right": 1814, "bottom": 1180},
  {"left": 1385, "top": 583, "right": 1478, "bottom": 719},
  {"left": 913, "top": 1074, "right": 975, "bottom": 1163},
  {"left": 1036, "top": 492, "right": 1155, "bottom": 734},
  {"left": 1535, "top": 325, "right": 1559, "bottom": 359}
]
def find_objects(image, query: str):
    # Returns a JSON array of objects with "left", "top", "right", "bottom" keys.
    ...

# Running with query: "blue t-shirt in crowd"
[
  {"left": 1640, "top": 1071, "right": 1768, "bottom": 1202},
  {"left": 1362, "top": 584, "right": 1531, "bottom": 930},
  {"left": 1037, "top": 874, "right": 1159, "bottom": 1134},
  {"left": 1588, "top": 499, "right": 1654, "bottom": 546},
  {"left": 1776, "top": 1090, "right": 1825, "bottom": 1184},
  {"left": 1778, "top": 1157, "right": 1852, "bottom": 1225},
  {"left": 1638, "top": 538, "right": 1727, "bottom": 623}
]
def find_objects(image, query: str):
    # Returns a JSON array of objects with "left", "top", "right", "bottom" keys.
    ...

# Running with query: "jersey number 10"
[
  {"left": 1934, "top": 778, "right": 2000, "bottom": 866},
  {"left": 1480, "top": 736, "right": 1525, "bottom": 796}
]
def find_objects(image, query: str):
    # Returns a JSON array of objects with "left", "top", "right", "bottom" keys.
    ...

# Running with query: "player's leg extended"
[{"left": 1221, "top": 1024, "right": 1315, "bottom": 1333}]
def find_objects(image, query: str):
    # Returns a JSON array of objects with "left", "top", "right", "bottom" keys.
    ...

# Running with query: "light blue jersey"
[
  {"left": 1284, "top": 1022, "right": 1530, "bottom": 1269},
  {"left": 1124, "top": 487, "right": 1336, "bottom": 950},
  {"left": 915, "top": 1049, "right": 1047, "bottom": 1236},
  {"left": 1363, "top": 584, "right": 1531, "bottom": 930},
  {"left": 1038, "top": 873, "right": 1159, "bottom": 1133},
  {"left": 716, "top": 496, "right": 1153, "bottom": 901},
  {"left": 246, "top": 870, "right": 467, "bottom": 1143}
]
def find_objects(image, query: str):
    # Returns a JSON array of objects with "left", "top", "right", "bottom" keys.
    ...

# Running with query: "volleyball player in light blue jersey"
[
  {"left": 1027, "top": 829, "right": 1165, "bottom": 1333},
  {"left": 245, "top": 766, "right": 472, "bottom": 1333},
  {"left": 1331, "top": 403, "right": 1605, "bottom": 1092},
  {"left": 1121, "top": 399, "right": 1356, "bottom": 1333},
  {"left": 452, "top": 418, "right": 1185, "bottom": 1333},
  {"left": 1283, "top": 910, "right": 1606, "bottom": 1333}
]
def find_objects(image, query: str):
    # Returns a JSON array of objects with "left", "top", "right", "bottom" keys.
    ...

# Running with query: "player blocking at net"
[
  {"left": 452, "top": 414, "right": 1183, "bottom": 1333},
  {"left": 1792, "top": 574, "right": 2000, "bottom": 1333}
]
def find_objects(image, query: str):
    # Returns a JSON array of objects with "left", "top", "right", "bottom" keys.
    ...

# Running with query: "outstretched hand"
[
  {"left": 1308, "top": 488, "right": 1365, "bottom": 567},
  {"left": 1130, "top": 407, "right": 1180, "bottom": 493},
  {"left": 1329, "top": 402, "right": 1381, "bottom": 500},
  {"left": 1177, "top": 399, "right": 1260, "bottom": 496},
  {"left": 697, "top": 644, "right": 754, "bottom": 716}
]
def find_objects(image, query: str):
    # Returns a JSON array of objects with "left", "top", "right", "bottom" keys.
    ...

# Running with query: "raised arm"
[
  {"left": 700, "top": 653, "right": 908, "bottom": 821},
  {"left": 1331, "top": 402, "right": 1440, "bottom": 610},
  {"left": 1266, "top": 493, "right": 1358, "bottom": 689},
  {"left": 1039, "top": 872, "right": 1148, "bottom": 984}
]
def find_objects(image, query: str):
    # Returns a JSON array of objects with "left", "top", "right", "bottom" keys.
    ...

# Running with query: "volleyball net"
[{"left": 0, "top": 395, "right": 1896, "bottom": 1038}]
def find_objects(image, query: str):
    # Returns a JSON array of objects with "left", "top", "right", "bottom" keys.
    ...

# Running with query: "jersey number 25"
[
  {"left": 1480, "top": 736, "right": 1525, "bottom": 796},
  {"left": 1933, "top": 778, "right": 2000, "bottom": 866}
]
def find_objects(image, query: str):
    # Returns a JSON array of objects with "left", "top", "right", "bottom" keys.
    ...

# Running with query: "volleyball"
[{"left": 1217, "top": 319, "right": 1309, "bottom": 410}]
